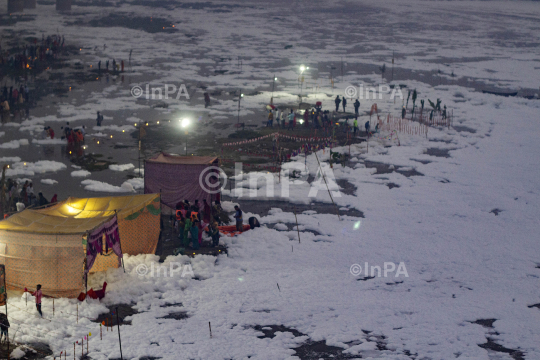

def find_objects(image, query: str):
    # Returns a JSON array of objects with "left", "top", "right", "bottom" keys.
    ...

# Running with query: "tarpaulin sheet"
[{"left": 144, "top": 153, "right": 219, "bottom": 208}]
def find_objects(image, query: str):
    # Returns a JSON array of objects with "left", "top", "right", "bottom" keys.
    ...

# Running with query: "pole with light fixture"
[
  {"left": 181, "top": 118, "right": 191, "bottom": 155},
  {"left": 271, "top": 75, "right": 277, "bottom": 105},
  {"left": 299, "top": 65, "right": 309, "bottom": 104},
  {"left": 237, "top": 91, "right": 244, "bottom": 130}
]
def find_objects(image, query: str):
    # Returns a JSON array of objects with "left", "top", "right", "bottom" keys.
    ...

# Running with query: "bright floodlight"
[
  {"left": 181, "top": 118, "right": 191, "bottom": 128},
  {"left": 274, "top": 77, "right": 277, "bottom": 81},
  {"left": 241, "top": 93, "right": 244, "bottom": 97},
  {"left": 300, "top": 65, "right": 305, "bottom": 72}
]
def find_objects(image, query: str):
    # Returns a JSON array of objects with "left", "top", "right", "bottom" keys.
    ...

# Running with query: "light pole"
[
  {"left": 299, "top": 65, "right": 309, "bottom": 103},
  {"left": 271, "top": 75, "right": 277, "bottom": 104},
  {"left": 237, "top": 91, "right": 244, "bottom": 128},
  {"left": 181, "top": 118, "right": 191, "bottom": 155}
]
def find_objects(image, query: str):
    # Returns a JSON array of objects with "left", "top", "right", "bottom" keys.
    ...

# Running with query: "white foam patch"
[
  {"left": 71, "top": 170, "right": 91, "bottom": 177},
  {"left": 109, "top": 164, "right": 135, "bottom": 171},
  {"left": 6, "top": 161, "right": 66, "bottom": 177},
  {"left": 32, "top": 138, "right": 67, "bottom": 145},
  {"left": 81, "top": 179, "right": 135, "bottom": 193},
  {"left": 0, "top": 139, "right": 29, "bottom": 149},
  {"left": 40, "top": 179, "right": 58, "bottom": 185}
]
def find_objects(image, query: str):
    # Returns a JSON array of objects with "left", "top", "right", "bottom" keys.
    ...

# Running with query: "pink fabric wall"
[{"left": 144, "top": 162, "right": 219, "bottom": 208}]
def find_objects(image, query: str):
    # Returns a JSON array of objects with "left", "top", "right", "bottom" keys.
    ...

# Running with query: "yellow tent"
[{"left": 0, "top": 194, "right": 161, "bottom": 298}]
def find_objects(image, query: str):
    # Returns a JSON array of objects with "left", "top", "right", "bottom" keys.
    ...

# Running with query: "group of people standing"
[
  {"left": 97, "top": 59, "right": 124, "bottom": 73},
  {"left": 4, "top": 179, "right": 57, "bottom": 213},
  {"left": 61, "top": 122, "right": 86, "bottom": 145},
  {"left": 265, "top": 96, "right": 363, "bottom": 132},
  {"left": 1, "top": 84, "right": 30, "bottom": 122},
  {"left": 266, "top": 108, "right": 297, "bottom": 129},
  {"left": 334, "top": 95, "right": 361, "bottom": 115},
  {"left": 0, "top": 34, "right": 64, "bottom": 70},
  {"left": 175, "top": 199, "right": 224, "bottom": 249}
]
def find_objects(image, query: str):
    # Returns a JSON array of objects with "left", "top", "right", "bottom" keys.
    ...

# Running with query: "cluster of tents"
[{"left": 0, "top": 153, "right": 224, "bottom": 299}]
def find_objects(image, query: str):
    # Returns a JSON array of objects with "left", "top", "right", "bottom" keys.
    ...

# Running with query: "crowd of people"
[
  {"left": 4, "top": 179, "right": 57, "bottom": 214},
  {"left": 0, "top": 34, "right": 67, "bottom": 123},
  {"left": 174, "top": 199, "right": 226, "bottom": 249},
  {"left": 0, "top": 34, "right": 65, "bottom": 69},
  {"left": 1, "top": 84, "right": 30, "bottom": 122},
  {"left": 265, "top": 96, "right": 381, "bottom": 137},
  {"left": 60, "top": 122, "right": 86, "bottom": 145},
  {"left": 97, "top": 58, "right": 125, "bottom": 73}
]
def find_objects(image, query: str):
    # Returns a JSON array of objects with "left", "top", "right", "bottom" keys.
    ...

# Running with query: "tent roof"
[
  {"left": 37, "top": 194, "right": 159, "bottom": 218},
  {"left": 146, "top": 152, "right": 218, "bottom": 165},
  {"left": 0, "top": 210, "right": 113, "bottom": 234},
  {"left": 0, "top": 194, "right": 160, "bottom": 234}
]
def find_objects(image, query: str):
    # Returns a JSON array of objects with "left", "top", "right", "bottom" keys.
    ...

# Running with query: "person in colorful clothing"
[{"left": 31, "top": 284, "right": 43, "bottom": 317}]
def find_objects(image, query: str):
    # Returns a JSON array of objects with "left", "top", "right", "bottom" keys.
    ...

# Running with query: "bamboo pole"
[
  {"left": 294, "top": 210, "right": 301, "bottom": 243},
  {"left": 314, "top": 151, "right": 341, "bottom": 221},
  {"left": 116, "top": 308, "right": 123, "bottom": 359}
]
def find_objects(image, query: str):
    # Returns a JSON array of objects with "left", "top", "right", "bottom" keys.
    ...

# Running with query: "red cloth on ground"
[{"left": 77, "top": 281, "right": 107, "bottom": 301}]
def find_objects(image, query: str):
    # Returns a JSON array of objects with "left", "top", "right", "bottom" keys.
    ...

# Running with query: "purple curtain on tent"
[
  {"left": 86, "top": 216, "right": 123, "bottom": 273},
  {"left": 144, "top": 163, "right": 218, "bottom": 208}
]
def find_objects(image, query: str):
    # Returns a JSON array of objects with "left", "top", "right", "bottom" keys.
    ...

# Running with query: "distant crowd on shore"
[{"left": 265, "top": 95, "right": 378, "bottom": 137}]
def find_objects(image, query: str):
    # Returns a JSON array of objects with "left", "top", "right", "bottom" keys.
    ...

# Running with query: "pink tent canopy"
[{"left": 144, "top": 153, "right": 220, "bottom": 208}]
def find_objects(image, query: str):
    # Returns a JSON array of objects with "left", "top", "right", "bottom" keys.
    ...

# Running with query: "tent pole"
[
  {"left": 5, "top": 265, "right": 8, "bottom": 318},
  {"left": 115, "top": 210, "right": 125, "bottom": 273}
]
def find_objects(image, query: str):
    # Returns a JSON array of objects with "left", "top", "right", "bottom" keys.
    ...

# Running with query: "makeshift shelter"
[
  {"left": 0, "top": 194, "right": 161, "bottom": 298},
  {"left": 144, "top": 153, "right": 220, "bottom": 209}
]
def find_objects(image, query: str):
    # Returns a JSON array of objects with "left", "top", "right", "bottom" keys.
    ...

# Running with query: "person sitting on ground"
[
  {"left": 29, "top": 193, "right": 38, "bottom": 207},
  {"left": 38, "top": 192, "right": 49, "bottom": 206},
  {"left": 248, "top": 216, "right": 261, "bottom": 229},
  {"left": 234, "top": 205, "right": 243, "bottom": 231},
  {"left": 16, "top": 201, "right": 25, "bottom": 212},
  {"left": 207, "top": 221, "right": 220, "bottom": 247},
  {"left": 0, "top": 312, "right": 9, "bottom": 344},
  {"left": 50, "top": 194, "right": 58, "bottom": 203}
]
